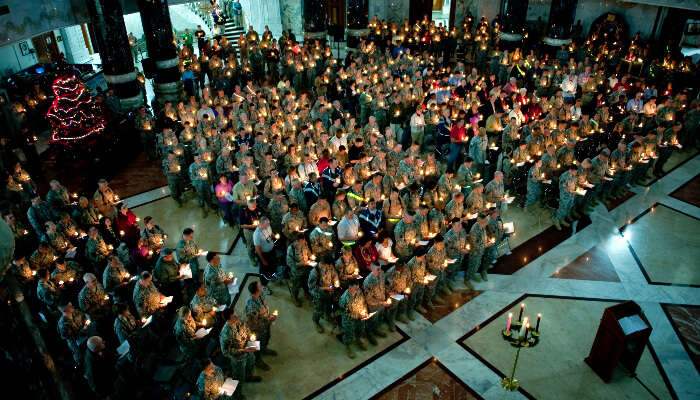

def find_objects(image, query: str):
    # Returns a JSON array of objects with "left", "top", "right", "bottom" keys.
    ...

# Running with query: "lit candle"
[
  {"left": 518, "top": 303, "right": 525, "bottom": 322},
  {"left": 506, "top": 312, "right": 512, "bottom": 333},
  {"left": 519, "top": 317, "right": 528, "bottom": 338},
  {"left": 202, "top": 318, "right": 207, "bottom": 326},
  {"left": 250, "top": 334, "right": 256, "bottom": 342},
  {"left": 536, "top": 313, "right": 541, "bottom": 331}
]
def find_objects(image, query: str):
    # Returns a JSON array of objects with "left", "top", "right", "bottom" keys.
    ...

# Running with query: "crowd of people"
[{"left": 1, "top": 10, "right": 699, "bottom": 400}]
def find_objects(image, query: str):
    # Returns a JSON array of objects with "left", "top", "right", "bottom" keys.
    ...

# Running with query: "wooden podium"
[{"left": 585, "top": 301, "right": 652, "bottom": 382}]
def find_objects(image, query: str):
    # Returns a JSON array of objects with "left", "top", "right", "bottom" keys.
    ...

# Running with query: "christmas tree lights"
[{"left": 46, "top": 76, "right": 105, "bottom": 142}]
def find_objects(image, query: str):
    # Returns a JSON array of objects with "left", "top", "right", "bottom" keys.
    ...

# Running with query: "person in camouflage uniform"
[
  {"left": 37, "top": 269, "right": 60, "bottom": 309},
  {"left": 385, "top": 262, "right": 411, "bottom": 330},
  {"left": 286, "top": 234, "right": 312, "bottom": 306},
  {"left": 220, "top": 308, "right": 261, "bottom": 395},
  {"left": 73, "top": 196, "right": 100, "bottom": 227},
  {"left": 466, "top": 214, "right": 494, "bottom": 287},
  {"left": 86, "top": 226, "right": 111, "bottom": 276},
  {"left": 554, "top": 165, "right": 578, "bottom": 230},
  {"left": 190, "top": 154, "right": 215, "bottom": 216},
  {"left": 308, "top": 259, "right": 340, "bottom": 333},
  {"left": 425, "top": 235, "right": 448, "bottom": 306},
  {"left": 78, "top": 273, "right": 111, "bottom": 323},
  {"left": 190, "top": 285, "right": 219, "bottom": 327},
  {"left": 309, "top": 218, "right": 335, "bottom": 259},
  {"left": 335, "top": 246, "right": 360, "bottom": 287},
  {"left": 102, "top": 255, "right": 129, "bottom": 294},
  {"left": 245, "top": 281, "right": 278, "bottom": 370},
  {"left": 46, "top": 179, "right": 71, "bottom": 216},
  {"left": 164, "top": 151, "right": 186, "bottom": 206},
  {"left": 176, "top": 228, "right": 202, "bottom": 283},
  {"left": 339, "top": 279, "right": 368, "bottom": 358},
  {"left": 30, "top": 242, "right": 56, "bottom": 271},
  {"left": 281, "top": 203, "right": 307, "bottom": 241},
  {"left": 394, "top": 211, "right": 419, "bottom": 261},
  {"left": 196, "top": 359, "right": 229, "bottom": 400},
  {"left": 362, "top": 263, "right": 389, "bottom": 344},
  {"left": 406, "top": 247, "right": 429, "bottom": 317},
  {"left": 133, "top": 271, "right": 165, "bottom": 318},
  {"left": 443, "top": 218, "right": 469, "bottom": 289},
  {"left": 204, "top": 252, "right": 232, "bottom": 307},
  {"left": 174, "top": 306, "right": 202, "bottom": 360},
  {"left": 58, "top": 302, "right": 90, "bottom": 362}
]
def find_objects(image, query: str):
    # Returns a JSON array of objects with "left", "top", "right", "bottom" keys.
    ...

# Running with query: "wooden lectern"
[{"left": 585, "top": 301, "right": 652, "bottom": 382}]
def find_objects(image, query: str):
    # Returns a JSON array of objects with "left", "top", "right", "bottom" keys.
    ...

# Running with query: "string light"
[{"left": 46, "top": 76, "right": 105, "bottom": 143}]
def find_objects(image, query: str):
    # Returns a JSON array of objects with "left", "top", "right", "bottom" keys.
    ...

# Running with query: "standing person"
[
  {"left": 240, "top": 199, "right": 262, "bottom": 267},
  {"left": 195, "top": 25, "right": 207, "bottom": 53},
  {"left": 253, "top": 216, "right": 276, "bottom": 293},
  {"left": 220, "top": 308, "right": 262, "bottom": 398},
  {"left": 362, "top": 263, "right": 389, "bottom": 344},
  {"left": 203, "top": 252, "right": 232, "bottom": 307},
  {"left": 410, "top": 107, "right": 426, "bottom": 149},
  {"left": 339, "top": 278, "right": 368, "bottom": 359},
  {"left": 176, "top": 228, "right": 202, "bottom": 285},
  {"left": 447, "top": 118, "right": 467, "bottom": 170},
  {"left": 308, "top": 258, "right": 340, "bottom": 333},
  {"left": 245, "top": 281, "right": 278, "bottom": 371}
]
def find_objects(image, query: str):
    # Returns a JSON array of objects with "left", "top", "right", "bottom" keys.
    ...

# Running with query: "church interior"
[{"left": 0, "top": 0, "right": 698, "bottom": 399}]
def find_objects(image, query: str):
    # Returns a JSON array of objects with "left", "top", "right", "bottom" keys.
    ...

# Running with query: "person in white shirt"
[
  {"left": 375, "top": 232, "right": 395, "bottom": 265},
  {"left": 561, "top": 74, "right": 577, "bottom": 104},
  {"left": 607, "top": 73, "right": 618, "bottom": 89},
  {"left": 410, "top": 107, "right": 426, "bottom": 147},
  {"left": 508, "top": 103, "right": 525, "bottom": 127},
  {"left": 569, "top": 99, "right": 583, "bottom": 121},
  {"left": 336, "top": 209, "right": 360, "bottom": 242},
  {"left": 297, "top": 154, "right": 318, "bottom": 182},
  {"left": 329, "top": 130, "right": 347, "bottom": 153}
]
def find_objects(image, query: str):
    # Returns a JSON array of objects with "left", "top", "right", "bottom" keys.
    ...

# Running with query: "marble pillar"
[
  {"left": 281, "top": 0, "right": 303, "bottom": 39},
  {"left": 239, "top": 0, "right": 284, "bottom": 38},
  {"left": 137, "top": 0, "right": 182, "bottom": 103},
  {"left": 368, "top": 0, "right": 387, "bottom": 21},
  {"left": 546, "top": 0, "right": 578, "bottom": 40},
  {"left": 387, "top": 0, "right": 410, "bottom": 24},
  {"left": 85, "top": 0, "right": 143, "bottom": 109},
  {"left": 347, "top": 0, "right": 369, "bottom": 48},
  {"left": 302, "top": 0, "right": 327, "bottom": 41},
  {"left": 453, "top": 0, "right": 477, "bottom": 29},
  {"left": 502, "top": 0, "right": 528, "bottom": 34}
]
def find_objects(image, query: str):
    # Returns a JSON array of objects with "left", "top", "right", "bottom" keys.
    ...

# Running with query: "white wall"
[
  {"left": 58, "top": 25, "right": 92, "bottom": 64},
  {"left": 0, "top": 41, "right": 39, "bottom": 77}
]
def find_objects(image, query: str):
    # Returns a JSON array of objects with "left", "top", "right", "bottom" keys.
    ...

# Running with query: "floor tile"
[
  {"left": 661, "top": 304, "right": 700, "bottom": 374},
  {"left": 669, "top": 173, "right": 700, "bottom": 208},
  {"left": 373, "top": 359, "right": 482, "bottom": 400},
  {"left": 551, "top": 245, "right": 620, "bottom": 282},
  {"left": 420, "top": 290, "right": 484, "bottom": 324}
]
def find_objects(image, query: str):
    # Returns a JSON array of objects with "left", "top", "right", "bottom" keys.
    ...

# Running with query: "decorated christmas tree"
[{"left": 46, "top": 75, "right": 105, "bottom": 143}]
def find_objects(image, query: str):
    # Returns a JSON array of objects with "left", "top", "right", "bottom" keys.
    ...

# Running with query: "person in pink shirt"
[{"left": 215, "top": 175, "right": 234, "bottom": 225}]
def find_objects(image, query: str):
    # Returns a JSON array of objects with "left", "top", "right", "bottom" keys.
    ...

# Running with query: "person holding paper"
[
  {"left": 362, "top": 263, "right": 390, "bottom": 344},
  {"left": 220, "top": 308, "right": 262, "bottom": 395},
  {"left": 141, "top": 216, "right": 167, "bottom": 256},
  {"left": 444, "top": 192, "right": 465, "bottom": 223},
  {"left": 525, "top": 159, "right": 545, "bottom": 211},
  {"left": 78, "top": 273, "right": 111, "bottom": 326},
  {"left": 444, "top": 218, "right": 469, "bottom": 290},
  {"left": 308, "top": 258, "right": 340, "bottom": 333},
  {"left": 309, "top": 218, "right": 335, "bottom": 260},
  {"left": 339, "top": 278, "right": 369, "bottom": 359},
  {"left": 245, "top": 281, "right": 278, "bottom": 371},
  {"left": 485, "top": 207, "right": 511, "bottom": 265},
  {"left": 240, "top": 199, "right": 263, "bottom": 268},
  {"left": 465, "top": 184, "right": 486, "bottom": 218},
  {"left": 359, "top": 199, "right": 383, "bottom": 235},
  {"left": 336, "top": 245, "right": 361, "bottom": 287},
  {"left": 281, "top": 203, "right": 307, "bottom": 241},
  {"left": 196, "top": 359, "right": 227, "bottom": 400},
  {"left": 575, "top": 158, "right": 595, "bottom": 215},
  {"left": 154, "top": 249, "right": 186, "bottom": 302},
  {"left": 174, "top": 306, "right": 203, "bottom": 360},
  {"left": 589, "top": 149, "right": 611, "bottom": 204},
  {"left": 83, "top": 336, "right": 113, "bottom": 397},
  {"left": 204, "top": 252, "right": 232, "bottom": 307},
  {"left": 394, "top": 211, "right": 419, "bottom": 262},
  {"left": 190, "top": 285, "right": 219, "bottom": 327},
  {"left": 253, "top": 217, "right": 277, "bottom": 291},
  {"left": 37, "top": 269, "right": 60, "bottom": 309},
  {"left": 286, "top": 234, "right": 313, "bottom": 307},
  {"left": 382, "top": 189, "right": 404, "bottom": 233},
  {"left": 385, "top": 262, "right": 411, "bottom": 329},
  {"left": 177, "top": 228, "right": 202, "bottom": 284},
  {"left": 554, "top": 165, "right": 578, "bottom": 230},
  {"left": 133, "top": 271, "right": 166, "bottom": 318},
  {"left": 484, "top": 172, "right": 505, "bottom": 211}
]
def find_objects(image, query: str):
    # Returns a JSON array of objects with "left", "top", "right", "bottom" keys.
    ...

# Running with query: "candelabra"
[{"left": 500, "top": 309, "right": 541, "bottom": 391}]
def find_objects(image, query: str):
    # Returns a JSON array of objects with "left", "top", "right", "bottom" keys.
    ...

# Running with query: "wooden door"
[{"left": 31, "top": 32, "right": 60, "bottom": 63}]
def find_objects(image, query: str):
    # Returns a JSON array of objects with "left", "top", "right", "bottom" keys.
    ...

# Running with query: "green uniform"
[
  {"left": 309, "top": 226, "right": 335, "bottom": 259},
  {"left": 281, "top": 212, "right": 306, "bottom": 241},
  {"left": 154, "top": 256, "right": 180, "bottom": 287},
  {"left": 177, "top": 238, "right": 201, "bottom": 281},
  {"left": 58, "top": 310, "right": 88, "bottom": 362},
  {"left": 133, "top": 281, "right": 162, "bottom": 318},
  {"left": 385, "top": 265, "right": 411, "bottom": 325},
  {"left": 174, "top": 314, "right": 199, "bottom": 357},
  {"left": 204, "top": 263, "right": 231, "bottom": 306},
  {"left": 308, "top": 264, "right": 339, "bottom": 324},
  {"left": 189, "top": 161, "right": 214, "bottom": 208},
  {"left": 363, "top": 272, "right": 387, "bottom": 335},
  {"left": 557, "top": 170, "right": 577, "bottom": 220},
  {"left": 339, "top": 289, "right": 367, "bottom": 345},
  {"left": 78, "top": 283, "right": 109, "bottom": 319},
  {"left": 102, "top": 263, "right": 128, "bottom": 293},
  {"left": 444, "top": 227, "right": 468, "bottom": 280},
  {"left": 220, "top": 318, "right": 255, "bottom": 389},
  {"left": 425, "top": 244, "right": 447, "bottom": 299},
  {"left": 407, "top": 256, "right": 428, "bottom": 308},
  {"left": 196, "top": 365, "right": 228, "bottom": 400},
  {"left": 37, "top": 279, "right": 60, "bottom": 308},
  {"left": 394, "top": 219, "right": 419, "bottom": 260},
  {"left": 190, "top": 293, "right": 218, "bottom": 326},
  {"left": 245, "top": 293, "right": 272, "bottom": 351},
  {"left": 466, "top": 223, "right": 489, "bottom": 279},
  {"left": 286, "top": 241, "right": 312, "bottom": 302}
]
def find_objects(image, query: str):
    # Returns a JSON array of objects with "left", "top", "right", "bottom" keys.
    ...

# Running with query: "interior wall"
[{"left": 0, "top": 41, "right": 39, "bottom": 77}]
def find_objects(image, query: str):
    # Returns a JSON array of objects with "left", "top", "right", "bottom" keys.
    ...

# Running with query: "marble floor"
[
  {"left": 462, "top": 295, "right": 673, "bottom": 400},
  {"left": 623, "top": 205, "right": 700, "bottom": 286},
  {"left": 118, "top": 153, "right": 700, "bottom": 400}
]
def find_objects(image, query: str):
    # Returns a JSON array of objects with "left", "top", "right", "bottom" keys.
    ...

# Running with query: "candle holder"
[{"left": 499, "top": 321, "right": 541, "bottom": 391}]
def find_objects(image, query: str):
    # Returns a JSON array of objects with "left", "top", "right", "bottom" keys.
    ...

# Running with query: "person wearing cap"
[
  {"left": 286, "top": 234, "right": 312, "bottom": 306},
  {"left": 58, "top": 301, "right": 90, "bottom": 362},
  {"left": 554, "top": 164, "right": 578, "bottom": 230},
  {"left": 308, "top": 258, "right": 340, "bottom": 333},
  {"left": 220, "top": 308, "right": 262, "bottom": 395},
  {"left": 339, "top": 278, "right": 368, "bottom": 358},
  {"left": 281, "top": 202, "right": 307, "bottom": 241},
  {"left": 309, "top": 217, "right": 335, "bottom": 259}
]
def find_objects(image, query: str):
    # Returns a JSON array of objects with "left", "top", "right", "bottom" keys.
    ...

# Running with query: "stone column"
[
  {"left": 303, "top": 0, "right": 327, "bottom": 41},
  {"left": 545, "top": 0, "right": 578, "bottom": 43},
  {"left": 85, "top": 0, "right": 143, "bottom": 110},
  {"left": 137, "top": 0, "right": 182, "bottom": 103},
  {"left": 347, "top": 0, "right": 369, "bottom": 49},
  {"left": 499, "top": 0, "right": 529, "bottom": 43}
]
